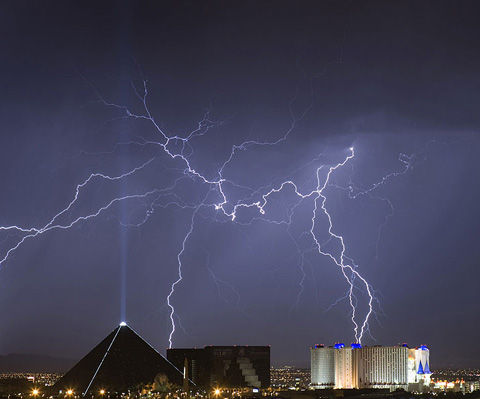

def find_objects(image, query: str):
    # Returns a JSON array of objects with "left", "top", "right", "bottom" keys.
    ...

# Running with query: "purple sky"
[{"left": 0, "top": 1, "right": 479, "bottom": 368}]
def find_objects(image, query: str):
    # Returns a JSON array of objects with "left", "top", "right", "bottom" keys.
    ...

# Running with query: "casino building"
[{"left": 311, "top": 343, "right": 431, "bottom": 392}]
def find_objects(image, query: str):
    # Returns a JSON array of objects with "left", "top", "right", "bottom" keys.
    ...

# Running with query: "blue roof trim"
[
  {"left": 417, "top": 361, "right": 424, "bottom": 374},
  {"left": 424, "top": 361, "right": 431, "bottom": 374}
]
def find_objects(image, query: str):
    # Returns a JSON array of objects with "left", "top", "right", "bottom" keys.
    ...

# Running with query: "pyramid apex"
[{"left": 119, "top": 321, "right": 127, "bottom": 327}]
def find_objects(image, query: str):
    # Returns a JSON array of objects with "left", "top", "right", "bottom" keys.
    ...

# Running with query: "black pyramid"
[{"left": 53, "top": 324, "right": 184, "bottom": 395}]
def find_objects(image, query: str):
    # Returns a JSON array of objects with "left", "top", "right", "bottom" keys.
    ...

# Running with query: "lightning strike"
[
  {"left": 166, "top": 203, "right": 204, "bottom": 348},
  {"left": 0, "top": 80, "right": 415, "bottom": 347}
]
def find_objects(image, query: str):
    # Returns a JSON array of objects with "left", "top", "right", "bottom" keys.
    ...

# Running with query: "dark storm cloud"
[{"left": 0, "top": 0, "right": 479, "bottom": 368}]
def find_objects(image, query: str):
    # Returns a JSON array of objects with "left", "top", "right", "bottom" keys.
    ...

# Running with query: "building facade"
[
  {"left": 310, "top": 345, "right": 335, "bottom": 388},
  {"left": 334, "top": 344, "right": 353, "bottom": 389},
  {"left": 354, "top": 345, "right": 409, "bottom": 389},
  {"left": 167, "top": 346, "right": 270, "bottom": 389}
]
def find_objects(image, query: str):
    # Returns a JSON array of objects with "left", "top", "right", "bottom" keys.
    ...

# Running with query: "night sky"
[{"left": 1, "top": 1, "right": 480, "bottom": 369}]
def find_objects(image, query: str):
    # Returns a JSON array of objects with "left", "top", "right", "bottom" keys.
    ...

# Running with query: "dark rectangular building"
[{"left": 167, "top": 346, "right": 270, "bottom": 389}]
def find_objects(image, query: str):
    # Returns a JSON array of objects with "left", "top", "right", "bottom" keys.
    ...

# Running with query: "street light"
[
  {"left": 214, "top": 389, "right": 221, "bottom": 396},
  {"left": 32, "top": 389, "right": 39, "bottom": 396},
  {"left": 66, "top": 389, "right": 74, "bottom": 396},
  {"left": 99, "top": 390, "right": 105, "bottom": 396}
]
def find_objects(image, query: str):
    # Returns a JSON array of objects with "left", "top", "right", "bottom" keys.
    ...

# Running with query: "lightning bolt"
[
  {"left": 312, "top": 148, "right": 373, "bottom": 343},
  {"left": 166, "top": 203, "right": 203, "bottom": 348},
  {"left": 0, "top": 79, "right": 414, "bottom": 347}
]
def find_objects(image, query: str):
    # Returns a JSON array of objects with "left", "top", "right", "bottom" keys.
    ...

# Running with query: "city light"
[
  {"left": 32, "top": 389, "right": 39, "bottom": 396},
  {"left": 99, "top": 390, "right": 105, "bottom": 395},
  {"left": 66, "top": 389, "right": 74, "bottom": 396},
  {"left": 214, "top": 388, "right": 221, "bottom": 396}
]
